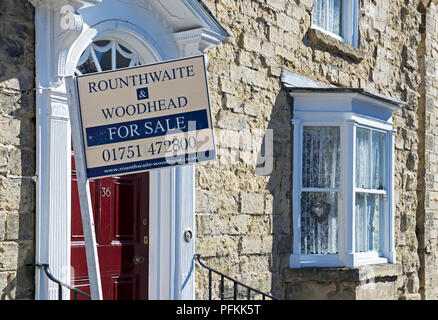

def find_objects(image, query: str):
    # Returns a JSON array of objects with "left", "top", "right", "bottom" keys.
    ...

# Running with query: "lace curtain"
[
  {"left": 312, "top": 0, "right": 342, "bottom": 37},
  {"left": 355, "top": 128, "right": 386, "bottom": 252},
  {"left": 356, "top": 128, "right": 385, "bottom": 190},
  {"left": 355, "top": 193, "right": 382, "bottom": 252},
  {"left": 301, "top": 126, "right": 340, "bottom": 254}
]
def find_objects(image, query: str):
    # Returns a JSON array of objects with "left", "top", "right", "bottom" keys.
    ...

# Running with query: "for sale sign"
[{"left": 73, "top": 55, "right": 215, "bottom": 179}]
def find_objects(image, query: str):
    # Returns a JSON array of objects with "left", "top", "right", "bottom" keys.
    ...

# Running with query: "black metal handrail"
[
  {"left": 28, "top": 264, "right": 91, "bottom": 300},
  {"left": 195, "top": 254, "right": 278, "bottom": 300}
]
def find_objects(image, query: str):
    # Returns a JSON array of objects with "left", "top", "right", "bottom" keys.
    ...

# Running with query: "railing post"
[
  {"left": 220, "top": 275, "right": 224, "bottom": 300},
  {"left": 233, "top": 283, "right": 238, "bottom": 300},
  {"left": 208, "top": 270, "right": 212, "bottom": 300},
  {"left": 58, "top": 283, "right": 63, "bottom": 300}
]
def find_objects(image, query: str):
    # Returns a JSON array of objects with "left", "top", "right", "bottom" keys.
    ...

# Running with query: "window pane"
[
  {"left": 302, "top": 126, "right": 340, "bottom": 188},
  {"left": 355, "top": 193, "right": 381, "bottom": 252},
  {"left": 76, "top": 51, "right": 98, "bottom": 74},
  {"left": 312, "top": 0, "right": 342, "bottom": 36},
  {"left": 356, "top": 128, "right": 387, "bottom": 190},
  {"left": 96, "top": 47, "right": 112, "bottom": 71},
  {"left": 301, "top": 191, "right": 338, "bottom": 254},
  {"left": 356, "top": 127, "right": 370, "bottom": 189},
  {"left": 116, "top": 47, "right": 132, "bottom": 68},
  {"left": 75, "top": 40, "right": 139, "bottom": 76},
  {"left": 372, "top": 131, "right": 386, "bottom": 190}
]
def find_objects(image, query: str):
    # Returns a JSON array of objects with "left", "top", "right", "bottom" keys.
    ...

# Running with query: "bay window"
[{"left": 288, "top": 87, "right": 403, "bottom": 268}]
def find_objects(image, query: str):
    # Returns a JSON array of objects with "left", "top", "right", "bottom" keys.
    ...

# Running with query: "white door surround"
[{"left": 29, "top": 0, "right": 228, "bottom": 300}]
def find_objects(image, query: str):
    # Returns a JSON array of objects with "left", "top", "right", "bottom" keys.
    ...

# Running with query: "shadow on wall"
[
  {"left": 0, "top": 0, "right": 36, "bottom": 300},
  {"left": 256, "top": 88, "right": 294, "bottom": 300}
]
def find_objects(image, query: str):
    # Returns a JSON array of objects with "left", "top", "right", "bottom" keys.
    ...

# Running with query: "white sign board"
[{"left": 74, "top": 54, "right": 215, "bottom": 179}]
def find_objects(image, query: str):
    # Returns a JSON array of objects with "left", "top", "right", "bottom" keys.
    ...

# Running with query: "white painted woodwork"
[{"left": 65, "top": 76, "right": 103, "bottom": 300}]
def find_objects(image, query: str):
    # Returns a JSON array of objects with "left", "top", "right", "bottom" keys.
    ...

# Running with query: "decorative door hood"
[{"left": 28, "top": 0, "right": 230, "bottom": 83}]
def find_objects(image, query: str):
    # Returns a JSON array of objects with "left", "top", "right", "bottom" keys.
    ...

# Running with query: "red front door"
[{"left": 70, "top": 156, "right": 149, "bottom": 300}]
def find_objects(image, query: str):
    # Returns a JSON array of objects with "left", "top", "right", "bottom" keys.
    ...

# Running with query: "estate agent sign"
[
  {"left": 74, "top": 54, "right": 215, "bottom": 179},
  {"left": 66, "top": 55, "right": 215, "bottom": 299}
]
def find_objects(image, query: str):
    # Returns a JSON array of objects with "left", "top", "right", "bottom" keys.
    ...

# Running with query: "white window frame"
[
  {"left": 288, "top": 88, "right": 401, "bottom": 268},
  {"left": 299, "top": 122, "right": 343, "bottom": 259},
  {"left": 354, "top": 125, "right": 388, "bottom": 254},
  {"left": 311, "top": 0, "right": 359, "bottom": 47}
]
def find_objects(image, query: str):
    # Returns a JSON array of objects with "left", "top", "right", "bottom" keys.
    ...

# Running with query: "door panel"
[
  {"left": 71, "top": 155, "right": 149, "bottom": 300},
  {"left": 113, "top": 178, "right": 137, "bottom": 240}
]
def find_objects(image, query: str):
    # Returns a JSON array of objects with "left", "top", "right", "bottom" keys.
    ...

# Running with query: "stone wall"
[
  {"left": 284, "top": 264, "right": 402, "bottom": 300},
  {"left": 195, "top": 0, "right": 427, "bottom": 300},
  {"left": 0, "top": 0, "right": 36, "bottom": 300}
]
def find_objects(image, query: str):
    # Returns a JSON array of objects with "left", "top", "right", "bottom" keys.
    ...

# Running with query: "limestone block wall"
[
  {"left": 418, "top": 1, "right": 438, "bottom": 300},
  {"left": 0, "top": 0, "right": 36, "bottom": 300},
  {"left": 195, "top": 0, "right": 425, "bottom": 300}
]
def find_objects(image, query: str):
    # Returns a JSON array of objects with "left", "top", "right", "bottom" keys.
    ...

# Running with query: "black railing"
[
  {"left": 195, "top": 254, "right": 278, "bottom": 300},
  {"left": 29, "top": 257, "right": 278, "bottom": 300},
  {"left": 28, "top": 264, "right": 91, "bottom": 300}
]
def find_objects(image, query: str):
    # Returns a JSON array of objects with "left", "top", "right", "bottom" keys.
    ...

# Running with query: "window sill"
[
  {"left": 284, "top": 263, "right": 402, "bottom": 300},
  {"left": 286, "top": 262, "right": 401, "bottom": 282},
  {"left": 290, "top": 252, "right": 390, "bottom": 268},
  {"left": 308, "top": 27, "right": 364, "bottom": 62}
]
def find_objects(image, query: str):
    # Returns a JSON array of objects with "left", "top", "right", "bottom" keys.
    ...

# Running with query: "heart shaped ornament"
[
  {"left": 312, "top": 204, "right": 324, "bottom": 217},
  {"left": 309, "top": 200, "right": 331, "bottom": 222}
]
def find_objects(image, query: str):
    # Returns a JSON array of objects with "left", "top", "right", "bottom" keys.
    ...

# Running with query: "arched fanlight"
[{"left": 75, "top": 40, "right": 140, "bottom": 75}]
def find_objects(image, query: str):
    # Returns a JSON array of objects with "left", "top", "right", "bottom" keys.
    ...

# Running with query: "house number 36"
[{"left": 101, "top": 187, "right": 111, "bottom": 198}]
